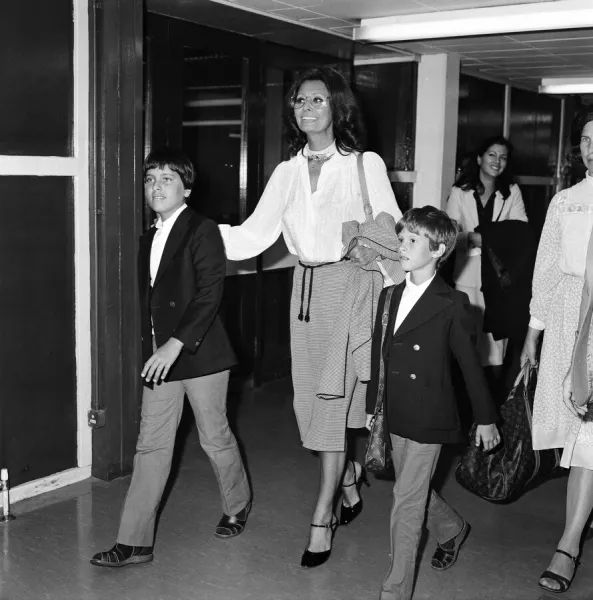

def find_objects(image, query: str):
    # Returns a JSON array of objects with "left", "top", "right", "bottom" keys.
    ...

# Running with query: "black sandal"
[
  {"left": 214, "top": 504, "right": 250, "bottom": 539},
  {"left": 430, "top": 520, "right": 470, "bottom": 571},
  {"left": 539, "top": 549, "right": 580, "bottom": 594}
]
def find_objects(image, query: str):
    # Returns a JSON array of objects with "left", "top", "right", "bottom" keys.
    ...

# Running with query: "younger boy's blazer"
[
  {"left": 366, "top": 274, "right": 497, "bottom": 445},
  {"left": 138, "top": 207, "right": 237, "bottom": 381}
]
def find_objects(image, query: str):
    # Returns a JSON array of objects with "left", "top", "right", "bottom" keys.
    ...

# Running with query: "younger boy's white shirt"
[
  {"left": 150, "top": 203, "right": 188, "bottom": 287},
  {"left": 393, "top": 273, "right": 436, "bottom": 334}
]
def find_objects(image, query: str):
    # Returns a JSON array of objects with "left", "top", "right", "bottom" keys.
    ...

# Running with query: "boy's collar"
[
  {"left": 406, "top": 271, "right": 436, "bottom": 289},
  {"left": 154, "top": 203, "right": 188, "bottom": 229}
]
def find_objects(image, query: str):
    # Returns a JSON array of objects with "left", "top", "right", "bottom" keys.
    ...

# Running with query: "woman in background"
[
  {"left": 446, "top": 136, "right": 528, "bottom": 383},
  {"left": 219, "top": 67, "right": 402, "bottom": 568}
]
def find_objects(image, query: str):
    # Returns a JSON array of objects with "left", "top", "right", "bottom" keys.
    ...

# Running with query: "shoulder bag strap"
[
  {"left": 357, "top": 152, "right": 374, "bottom": 223},
  {"left": 374, "top": 286, "right": 395, "bottom": 413}
]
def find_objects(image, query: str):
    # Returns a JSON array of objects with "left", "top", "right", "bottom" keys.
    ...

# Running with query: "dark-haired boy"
[
  {"left": 91, "top": 147, "right": 251, "bottom": 568},
  {"left": 366, "top": 206, "right": 500, "bottom": 600}
]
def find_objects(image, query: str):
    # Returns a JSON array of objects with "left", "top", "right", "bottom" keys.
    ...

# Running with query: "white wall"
[{"left": 413, "top": 53, "right": 460, "bottom": 209}]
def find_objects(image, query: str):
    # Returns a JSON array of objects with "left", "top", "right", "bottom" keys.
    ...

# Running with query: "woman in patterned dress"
[
  {"left": 219, "top": 67, "right": 402, "bottom": 568},
  {"left": 521, "top": 111, "right": 593, "bottom": 593}
]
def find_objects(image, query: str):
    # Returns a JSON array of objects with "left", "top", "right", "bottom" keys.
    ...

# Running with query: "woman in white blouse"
[
  {"left": 219, "top": 67, "right": 402, "bottom": 568},
  {"left": 521, "top": 112, "right": 593, "bottom": 594},
  {"left": 446, "top": 136, "right": 527, "bottom": 378}
]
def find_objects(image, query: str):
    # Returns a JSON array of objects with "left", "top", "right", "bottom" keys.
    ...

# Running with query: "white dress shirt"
[
  {"left": 219, "top": 144, "right": 402, "bottom": 264},
  {"left": 394, "top": 273, "right": 436, "bottom": 334},
  {"left": 150, "top": 203, "right": 188, "bottom": 287}
]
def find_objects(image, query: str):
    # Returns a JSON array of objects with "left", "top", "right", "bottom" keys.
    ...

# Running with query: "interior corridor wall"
[{"left": 354, "top": 61, "right": 418, "bottom": 213}]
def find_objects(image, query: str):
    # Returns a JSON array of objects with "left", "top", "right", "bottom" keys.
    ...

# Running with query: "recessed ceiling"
[
  {"left": 391, "top": 28, "right": 593, "bottom": 85},
  {"left": 148, "top": 0, "right": 593, "bottom": 89}
]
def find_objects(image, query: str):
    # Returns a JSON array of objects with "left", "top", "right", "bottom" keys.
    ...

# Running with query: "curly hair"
[
  {"left": 284, "top": 67, "right": 366, "bottom": 156},
  {"left": 454, "top": 136, "right": 515, "bottom": 200}
]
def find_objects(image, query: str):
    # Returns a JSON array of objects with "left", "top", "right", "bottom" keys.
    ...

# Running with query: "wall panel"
[
  {"left": 457, "top": 74, "right": 505, "bottom": 168},
  {"left": 0, "top": 0, "right": 73, "bottom": 156},
  {"left": 0, "top": 177, "right": 76, "bottom": 486}
]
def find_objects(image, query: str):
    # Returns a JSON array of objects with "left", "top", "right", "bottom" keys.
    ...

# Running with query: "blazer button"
[
  {"left": 409, "top": 374, "right": 416, "bottom": 380},
  {"left": 169, "top": 301, "right": 176, "bottom": 307},
  {"left": 413, "top": 344, "right": 420, "bottom": 351}
]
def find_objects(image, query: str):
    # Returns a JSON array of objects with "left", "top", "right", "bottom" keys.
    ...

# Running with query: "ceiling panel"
[{"left": 148, "top": 0, "right": 593, "bottom": 89}]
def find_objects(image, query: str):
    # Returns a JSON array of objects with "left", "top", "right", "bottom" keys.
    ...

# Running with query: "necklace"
[
  {"left": 304, "top": 143, "right": 336, "bottom": 164},
  {"left": 307, "top": 153, "right": 334, "bottom": 164}
]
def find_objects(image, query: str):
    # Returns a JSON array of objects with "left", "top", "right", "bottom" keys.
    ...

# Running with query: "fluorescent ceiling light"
[
  {"left": 539, "top": 77, "right": 593, "bottom": 94},
  {"left": 355, "top": 0, "right": 593, "bottom": 43}
]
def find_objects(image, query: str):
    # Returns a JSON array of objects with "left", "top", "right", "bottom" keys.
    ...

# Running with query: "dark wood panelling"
[
  {"left": 509, "top": 89, "right": 561, "bottom": 177},
  {"left": 354, "top": 62, "right": 418, "bottom": 171},
  {"left": 90, "top": 0, "right": 144, "bottom": 481},
  {"left": 0, "top": 177, "right": 76, "bottom": 486},
  {"left": 520, "top": 184, "right": 555, "bottom": 240},
  {"left": 220, "top": 275, "right": 257, "bottom": 378},
  {"left": 147, "top": 0, "right": 354, "bottom": 60},
  {"left": 457, "top": 74, "right": 505, "bottom": 167},
  {"left": 0, "top": 0, "right": 73, "bottom": 156}
]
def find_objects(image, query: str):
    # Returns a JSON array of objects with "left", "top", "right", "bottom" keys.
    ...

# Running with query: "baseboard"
[{"left": 0, "top": 466, "right": 92, "bottom": 508}]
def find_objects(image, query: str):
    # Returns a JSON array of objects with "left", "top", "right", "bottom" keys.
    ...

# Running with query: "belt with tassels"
[{"left": 297, "top": 260, "right": 344, "bottom": 323}]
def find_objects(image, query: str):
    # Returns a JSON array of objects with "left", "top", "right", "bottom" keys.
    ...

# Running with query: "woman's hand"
[
  {"left": 365, "top": 414, "right": 374, "bottom": 431},
  {"left": 562, "top": 369, "right": 588, "bottom": 418},
  {"left": 520, "top": 327, "right": 542, "bottom": 366},
  {"left": 348, "top": 241, "right": 378, "bottom": 266},
  {"left": 468, "top": 232, "right": 482, "bottom": 249},
  {"left": 475, "top": 423, "right": 501, "bottom": 452}
]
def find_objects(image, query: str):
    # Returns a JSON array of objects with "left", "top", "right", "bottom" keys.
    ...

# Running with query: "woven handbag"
[
  {"left": 455, "top": 363, "right": 561, "bottom": 503},
  {"left": 364, "top": 286, "right": 395, "bottom": 474}
]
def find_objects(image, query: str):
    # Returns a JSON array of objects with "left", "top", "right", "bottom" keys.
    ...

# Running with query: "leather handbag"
[
  {"left": 364, "top": 286, "right": 395, "bottom": 474},
  {"left": 455, "top": 363, "right": 561, "bottom": 503}
]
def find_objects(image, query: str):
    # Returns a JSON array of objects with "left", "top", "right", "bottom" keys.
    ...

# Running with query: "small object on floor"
[
  {"left": 339, "top": 460, "right": 370, "bottom": 526},
  {"left": 0, "top": 469, "right": 16, "bottom": 523},
  {"left": 538, "top": 549, "right": 580, "bottom": 594},
  {"left": 214, "top": 504, "right": 250, "bottom": 539},
  {"left": 90, "top": 543, "right": 154, "bottom": 568},
  {"left": 301, "top": 519, "right": 338, "bottom": 568},
  {"left": 430, "top": 520, "right": 470, "bottom": 571}
]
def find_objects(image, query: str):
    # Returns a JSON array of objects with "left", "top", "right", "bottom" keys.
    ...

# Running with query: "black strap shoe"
[
  {"left": 430, "top": 520, "right": 470, "bottom": 571},
  {"left": 539, "top": 549, "right": 580, "bottom": 594},
  {"left": 214, "top": 503, "right": 250, "bottom": 539},
  {"left": 339, "top": 460, "right": 370, "bottom": 526},
  {"left": 300, "top": 519, "right": 338, "bottom": 568},
  {"left": 90, "top": 543, "right": 153, "bottom": 568}
]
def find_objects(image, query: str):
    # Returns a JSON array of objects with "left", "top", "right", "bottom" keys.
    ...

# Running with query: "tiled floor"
[{"left": 1, "top": 377, "right": 592, "bottom": 600}]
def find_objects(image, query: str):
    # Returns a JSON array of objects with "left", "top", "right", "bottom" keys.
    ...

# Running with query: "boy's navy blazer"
[
  {"left": 138, "top": 206, "right": 237, "bottom": 381},
  {"left": 366, "top": 274, "right": 498, "bottom": 445}
]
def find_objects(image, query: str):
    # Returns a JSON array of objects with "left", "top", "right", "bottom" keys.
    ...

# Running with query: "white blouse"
[
  {"left": 219, "top": 145, "right": 402, "bottom": 264},
  {"left": 530, "top": 172, "right": 593, "bottom": 330}
]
